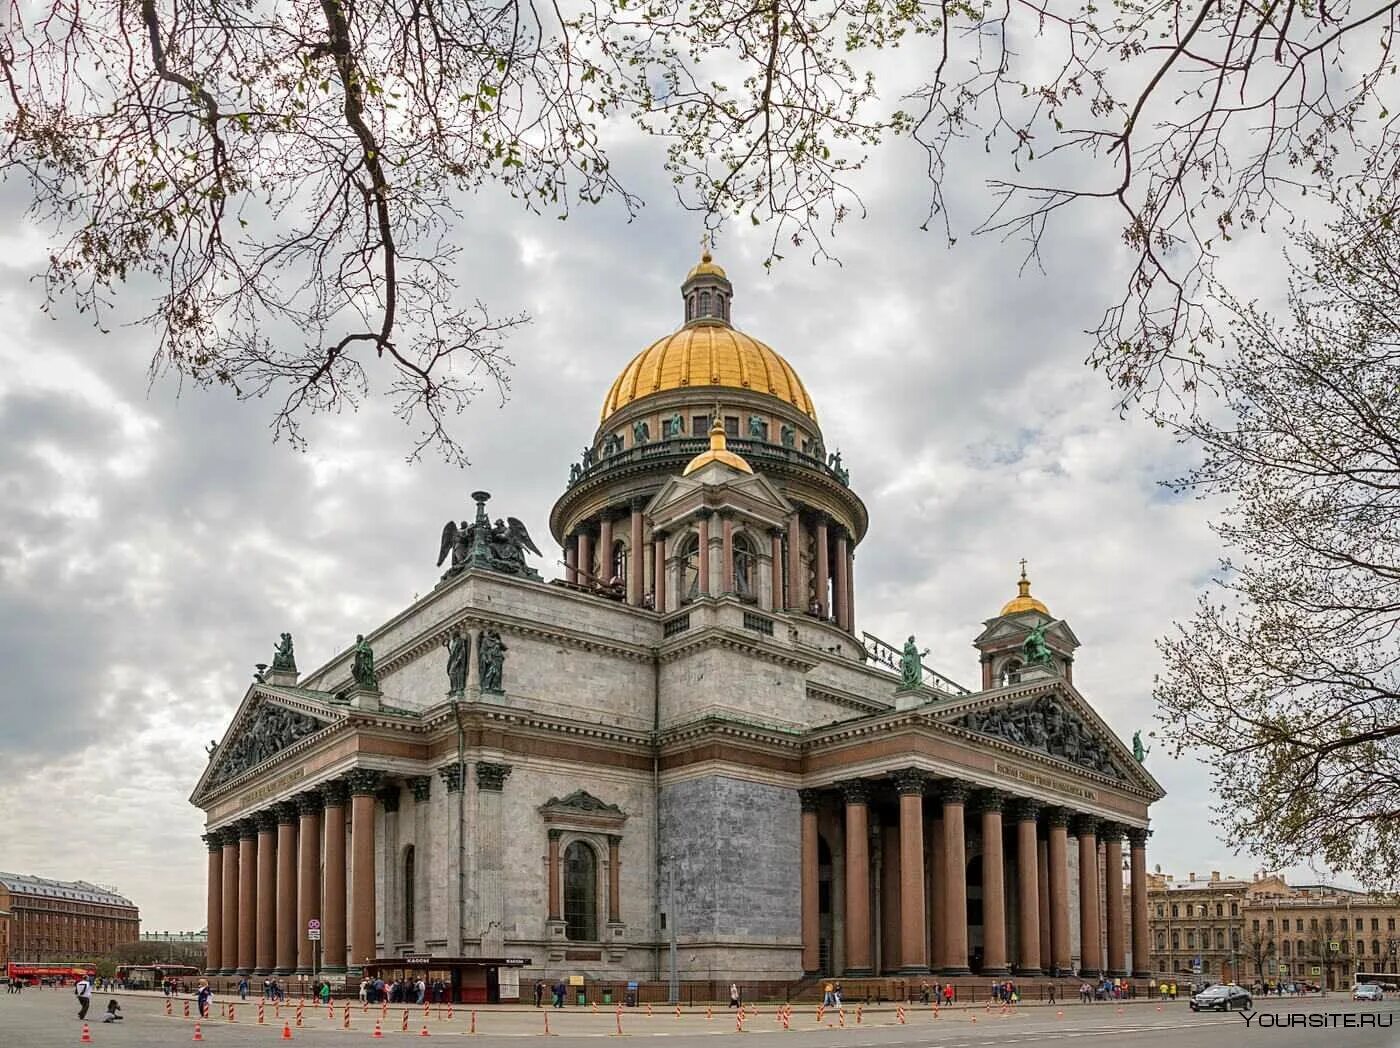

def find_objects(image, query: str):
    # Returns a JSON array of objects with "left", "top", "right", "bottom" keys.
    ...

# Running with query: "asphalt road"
[{"left": 2, "top": 989, "right": 1396, "bottom": 1048}]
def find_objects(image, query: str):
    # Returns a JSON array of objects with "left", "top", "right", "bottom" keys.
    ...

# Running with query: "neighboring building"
[
  {"left": 190, "top": 251, "right": 1166, "bottom": 994},
  {"left": 0, "top": 900, "right": 11, "bottom": 971},
  {"left": 1147, "top": 870, "right": 1400, "bottom": 987},
  {"left": 0, "top": 873, "right": 140, "bottom": 962}
]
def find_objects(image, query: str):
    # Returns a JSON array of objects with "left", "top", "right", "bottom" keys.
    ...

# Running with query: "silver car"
[{"left": 1352, "top": 983, "right": 1384, "bottom": 1002}]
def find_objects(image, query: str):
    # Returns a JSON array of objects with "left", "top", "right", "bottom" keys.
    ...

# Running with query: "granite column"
[
  {"left": 275, "top": 803, "right": 299, "bottom": 975},
  {"left": 1074, "top": 815, "right": 1102, "bottom": 978},
  {"left": 1103, "top": 824, "right": 1126, "bottom": 977},
  {"left": 840, "top": 780, "right": 873, "bottom": 975},
  {"left": 978, "top": 792, "right": 1009, "bottom": 976},
  {"left": 1012, "top": 801, "right": 1042, "bottom": 974},
  {"left": 321, "top": 781, "right": 348, "bottom": 972},
  {"left": 237, "top": 822, "right": 257, "bottom": 975},
  {"left": 221, "top": 833, "right": 240, "bottom": 973},
  {"left": 1129, "top": 828, "right": 1152, "bottom": 977},
  {"left": 204, "top": 832, "right": 224, "bottom": 976},
  {"left": 799, "top": 790, "right": 821, "bottom": 975},
  {"left": 348, "top": 769, "right": 383, "bottom": 971},
  {"left": 296, "top": 792, "right": 323, "bottom": 975},
  {"left": 940, "top": 783, "right": 971, "bottom": 975},
  {"left": 893, "top": 770, "right": 928, "bottom": 972}
]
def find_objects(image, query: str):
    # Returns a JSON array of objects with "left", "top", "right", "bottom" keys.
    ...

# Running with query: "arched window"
[
  {"left": 679, "top": 532, "right": 701, "bottom": 602},
  {"left": 609, "top": 540, "right": 627, "bottom": 586},
  {"left": 563, "top": 841, "right": 599, "bottom": 941},
  {"left": 1001, "top": 659, "right": 1023, "bottom": 686},
  {"left": 1282, "top": 940, "right": 1291, "bottom": 957},
  {"left": 700, "top": 290, "right": 711, "bottom": 316},
  {"left": 732, "top": 534, "right": 756, "bottom": 599},
  {"left": 1156, "top": 931, "right": 1165, "bottom": 951},
  {"left": 403, "top": 846, "right": 416, "bottom": 941}
]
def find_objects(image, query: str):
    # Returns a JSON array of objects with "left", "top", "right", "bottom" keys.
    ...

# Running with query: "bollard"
[
  {"left": 674, "top": 1004, "right": 680, "bottom": 1019},
  {"left": 706, "top": 1007, "right": 712, "bottom": 1021},
  {"left": 856, "top": 1004, "right": 862, "bottom": 1025},
  {"left": 345, "top": 1003, "right": 352, "bottom": 1028},
  {"left": 296, "top": 1010, "right": 304, "bottom": 1028},
  {"left": 229, "top": 1004, "right": 237, "bottom": 1023},
  {"left": 165, "top": 999, "right": 173, "bottom": 1016},
  {"left": 896, "top": 1005, "right": 906, "bottom": 1025},
  {"left": 402, "top": 1009, "right": 410, "bottom": 1033},
  {"left": 646, "top": 1003, "right": 653, "bottom": 1018},
  {"left": 838, "top": 1008, "right": 845, "bottom": 1028},
  {"left": 328, "top": 1004, "right": 334, "bottom": 1021},
  {"left": 735, "top": 1010, "right": 744, "bottom": 1033},
  {"left": 259, "top": 1003, "right": 266, "bottom": 1024},
  {"left": 448, "top": 1003, "right": 454, "bottom": 1021},
  {"left": 184, "top": 1000, "right": 191, "bottom": 1019},
  {"left": 544, "top": 1012, "right": 551, "bottom": 1036},
  {"left": 471, "top": 1009, "right": 478, "bottom": 1035},
  {"left": 616, "top": 1008, "right": 624, "bottom": 1036}
]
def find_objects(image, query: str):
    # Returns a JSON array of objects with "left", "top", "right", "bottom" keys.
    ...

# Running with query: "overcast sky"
[{"left": 0, "top": 113, "right": 1334, "bottom": 932}]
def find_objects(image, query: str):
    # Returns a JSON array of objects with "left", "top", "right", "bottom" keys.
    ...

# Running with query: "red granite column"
[
  {"left": 221, "top": 833, "right": 240, "bottom": 973},
  {"left": 204, "top": 832, "right": 224, "bottom": 975},
  {"left": 799, "top": 790, "right": 821, "bottom": 975},
  {"left": 721, "top": 514, "right": 735, "bottom": 594},
  {"left": 769, "top": 531, "right": 783, "bottom": 612},
  {"left": 1128, "top": 828, "right": 1151, "bottom": 977},
  {"left": 940, "top": 783, "right": 971, "bottom": 975},
  {"left": 1012, "top": 801, "right": 1042, "bottom": 974},
  {"left": 1103, "top": 824, "right": 1126, "bottom": 976},
  {"left": 564, "top": 538, "right": 578, "bottom": 585},
  {"left": 930, "top": 815, "right": 946, "bottom": 971},
  {"left": 296, "top": 792, "right": 322, "bottom": 974},
  {"left": 697, "top": 514, "right": 711, "bottom": 595},
  {"left": 895, "top": 770, "right": 928, "bottom": 972},
  {"left": 1074, "top": 815, "right": 1102, "bottom": 977},
  {"left": 348, "top": 769, "right": 383, "bottom": 971},
  {"left": 879, "top": 822, "right": 900, "bottom": 974},
  {"left": 786, "top": 512, "right": 803, "bottom": 610},
  {"left": 547, "top": 830, "right": 562, "bottom": 921},
  {"left": 255, "top": 812, "right": 278, "bottom": 974},
  {"left": 237, "top": 821, "right": 257, "bottom": 974},
  {"left": 814, "top": 516, "right": 830, "bottom": 618},
  {"left": 607, "top": 836, "right": 622, "bottom": 924},
  {"left": 628, "top": 504, "right": 644, "bottom": 605},
  {"left": 275, "top": 803, "right": 299, "bottom": 974},
  {"left": 845, "top": 544, "right": 856, "bottom": 629},
  {"left": 979, "top": 792, "right": 1010, "bottom": 976},
  {"left": 598, "top": 515, "right": 614, "bottom": 583},
  {"left": 653, "top": 533, "right": 667, "bottom": 612},
  {"left": 1037, "top": 833, "right": 1052, "bottom": 973},
  {"left": 577, "top": 532, "right": 593, "bottom": 587},
  {"left": 841, "top": 780, "right": 873, "bottom": 975},
  {"left": 322, "top": 781, "right": 348, "bottom": 972},
  {"left": 1047, "top": 809, "right": 1071, "bottom": 975},
  {"left": 834, "top": 532, "right": 850, "bottom": 629}
]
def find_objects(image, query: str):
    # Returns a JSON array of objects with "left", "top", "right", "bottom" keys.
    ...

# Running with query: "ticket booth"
[{"left": 362, "top": 956, "right": 531, "bottom": 1004}]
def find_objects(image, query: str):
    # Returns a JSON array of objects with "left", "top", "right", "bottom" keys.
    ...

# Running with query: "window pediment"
[{"left": 539, "top": 790, "right": 627, "bottom": 832}]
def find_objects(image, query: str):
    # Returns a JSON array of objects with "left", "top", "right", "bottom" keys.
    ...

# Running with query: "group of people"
[
  {"left": 917, "top": 981, "right": 959, "bottom": 1005},
  {"left": 71, "top": 976, "right": 123, "bottom": 1024},
  {"left": 1155, "top": 980, "right": 1180, "bottom": 1000},
  {"left": 1080, "top": 978, "right": 1134, "bottom": 1002},
  {"left": 358, "top": 976, "right": 445, "bottom": 1004},
  {"left": 234, "top": 977, "right": 289, "bottom": 1001}
]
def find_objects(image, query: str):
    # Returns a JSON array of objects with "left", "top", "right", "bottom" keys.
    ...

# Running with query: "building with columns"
[{"left": 191, "top": 251, "right": 1165, "bottom": 994}]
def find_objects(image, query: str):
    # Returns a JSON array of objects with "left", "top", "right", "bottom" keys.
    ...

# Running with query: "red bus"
[
  {"left": 6, "top": 962, "right": 97, "bottom": 986},
  {"left": 115, "top": 964, "right": 202, "bottom": 989}
]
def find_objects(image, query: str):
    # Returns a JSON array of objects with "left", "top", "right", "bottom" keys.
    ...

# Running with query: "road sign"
[
  {"left": 307, "top": 918, "right": 322, "bottom": 941},
  {"left": 1311, "top": 966, "right": 1322, "bottom": 976},
  {"left": 1328, "top": 941, "right": 1340, "bottom": 952},
  {"left": 1278, "top": 964, "right": 1287, "bottom": 974}
]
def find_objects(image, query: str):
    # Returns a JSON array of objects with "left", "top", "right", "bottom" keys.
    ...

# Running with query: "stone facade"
[{"left": 191, "top": 253, "right": 1165, "bottom": 994}]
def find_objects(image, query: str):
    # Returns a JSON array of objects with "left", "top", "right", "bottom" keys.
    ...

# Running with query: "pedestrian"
[
  {"left": 729, "top": 982, "right": 741, "bottom": 1008},
  {"left": 359, "top": 977, "right": 369, "bottom": 1003},
  {"left": 102, "top": 1000, "right": 124, "bottom": 1023},
  {"left": 942, "top": 983, "right": 953, "bottom": 1005},
  {"left": 832, "top": 982, "right": 842, "bottom": 1007},
  {"left": 919, "top": 980, "right": 930, "bottom": 1005},
  {"left": 238, "top": 976, "right": 249, "bottom": 1000},
  {"left": 197, "top": 981, "right": 213, "bottom": 1019},
  {"left": 821, "top": 982, "right": 834, "bottom": 1007},
  {"left": 535, "top": 980, "right": 544, "bottom": 1007},
  {"left": 417, "top": 978, "right": 427, "bottom": 1005},
  {"left": 1047, "top": 983, "right": 1055, "bottom": 1004},
  {"left": 74, "top": 974, "right": 93, "bottom": 1020},
  {"left": 1169, "top": 981, "right": 1177, "bottom": 1001}
]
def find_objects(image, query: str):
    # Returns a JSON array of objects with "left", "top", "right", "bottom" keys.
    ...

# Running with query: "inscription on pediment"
[
  {"left": 951, "top": 694, "right": 1125, "bottom": 780},
  {"left": 207, "top": 700, "right": 328, "bottom": 789}
]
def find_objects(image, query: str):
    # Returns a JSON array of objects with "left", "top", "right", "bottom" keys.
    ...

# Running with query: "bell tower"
[{"left": 972, "top": 562, "right": 1080, "bottom": 689}]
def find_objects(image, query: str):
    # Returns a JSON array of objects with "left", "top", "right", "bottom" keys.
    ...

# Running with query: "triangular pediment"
[
  {"left": 973, "top": 615, "right": 1081, "bottom": 650},
  {"left": 933, "top": 679, "right": 1163, "bottom": 798},
  {"left": 647, "top": 466, "right": 794, "bottom": 530},
  {"left": 191, "top": 688, "right": 338, "bottom": 803}
]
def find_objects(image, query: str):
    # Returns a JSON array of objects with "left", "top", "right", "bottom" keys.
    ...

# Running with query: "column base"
[
  {"left": 843, "top": 968, "right": 875, "bottom": 977},
  {"left": 276, "top": 967, "right": 296, "bottom": 977},
  {"left": 321, "top": 966, "right": 348, "bottom": 975},
  {"left": 253, "top": 968, "right": 274, "bottom": 977},
  {"left": 981, "top": 966, "right": 1012, "bottom": 977},
  {"left": 1013, "top": 966, "right": 1043, "bottom": 976},
  {"left": 1051, "top": 966, "right": 1074, "bottom": 978},
  {"left": 1106, "top": 968, "right": 1128, "bottom": 978},
  {"left": 1132, "top": 970, "right": 1154, "bottom": 979},
  {"left": 939, "top": 966, "right": 972, "bottom": 977},
  {"left": 1078, "top": 967, "right": 1102, "bottom": 979},
  {"left": 235, "top": 967, "right": 252, "bottom": 976},
  {"left": 895, "top": 966, "right": 931, "bottom": 976}
]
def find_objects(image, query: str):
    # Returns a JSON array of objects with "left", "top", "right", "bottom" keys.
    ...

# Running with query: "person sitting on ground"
[{"left": 102, "top": 1000, "right": 124, "bottom": 1023}]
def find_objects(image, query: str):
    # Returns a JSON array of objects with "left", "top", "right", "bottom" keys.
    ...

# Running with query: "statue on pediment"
[
  {"left": 898, "top": 635, "right": 928, "bottom": 690},
  {"left": 351, "top": 634, "right": 378, "bottom": 690},
  {"left": 271, "top": 632, "right": 296, "bottom": 673},
  {"left": 1133, "top": 730, "right": 1149, "bottom": 763},
  {"left": 445, "top": 628, "right": 470, "bottom": 696},
  {"left": 479, "top": 629, "right": 507, "bottom": 694}
]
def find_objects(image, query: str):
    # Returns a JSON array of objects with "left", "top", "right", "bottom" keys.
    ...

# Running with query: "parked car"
[
  {"left": 1352, "top": 984, "right": 1384, "bottom": 1002},
  {"left": 1190, "top": 984, "right": 1253, "bottom": 1012}
]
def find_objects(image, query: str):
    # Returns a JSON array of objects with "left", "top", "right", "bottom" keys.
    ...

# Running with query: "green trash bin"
[
  {"left": 603, "top": 991, "right": 613, "bottom": 1005},
  {"left": 577, "top": 992, "right": 587, "bottom": 1007}
]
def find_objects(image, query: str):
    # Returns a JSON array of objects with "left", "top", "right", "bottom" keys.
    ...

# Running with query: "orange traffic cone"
[
  {"left": 192, "top": 1023, "right": 205, "bottom": 1042},
  {"left": 80, "top": 1022, "right": 93, "bottom": 1043},
  {"left": 373, "top": 1020, "right": 384, "bottom": 1039},
  {"left": 420, "top": 1023, "right": 432, "bottom": 1037},
  {"left": 281, "top": 1020, "right": 294, "bottom": 1039}
]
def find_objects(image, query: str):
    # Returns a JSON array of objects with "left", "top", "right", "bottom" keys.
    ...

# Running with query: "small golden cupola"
[
  {"left": 683, "top": 415, "right": 754, "bottom": 476},
  {"left": 683, "top": 242, "right": 733, "bottom": 325},
  {"left": 1000, "top": 561, "right": 1050, "bottom": 616}
]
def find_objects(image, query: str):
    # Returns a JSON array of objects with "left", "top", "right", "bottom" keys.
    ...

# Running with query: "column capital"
[
  {"left": 892, "top": 768, "right": 927, "bottom": 796},
  {"left": 1043, "top": 805, "right": 1071, "bottom": 828},
  {"left": 273, "top": 801, "right": 300, "bottom": 825},
  {"left": 1071, "top": 813, "right": 1099, "bottom": 839},
  {"left": 547, "top": 828, "right": 563, "bottom": 842},
  {"left": 237, "top": 818, "right": 259, "bottom": 840},
  {"left": 346, "top": 768, "right": 384, "bottom": 796},
  {"left": 438, "top": 763, "right": 465, "bottom": 794},
  {"left": 838, "top": 779, "right": 872, "bottom": 805},
  {"left": 1009, "top": 798, "right": 1041, "bottom": 822},
  {"left": 476, "top": 761, "right": 513, "bottom": 792},
  {"left": 408, "top": 776, "right": 432, "bottom": 802},
  {"left": 937, "top": 780, "right": 970, "bottom": 805},
  {"left": 320, "top": 779, "right": 349, "bottom": 807},
  {"left": 1127, "top": 826, "right": 1151, "bottom": 847},
  {"left": 973, "top": 789, "right": 1005, "bottom": 814},
  {"left": 798, "top": 788, "right": 823, "bottom": 812},
  {"left": 296, "top": 790, "right": 324, "bottom": 815},
  {"left": 204, "top": 830, "right": 227, "bottom": 851},
  {"left": 1097, "top": 821, "right": 1125, "bottom": 843},
  {"left": 254, "top": 809, "right": 280, "bottom": 833},
  {"left": 607, "top": 834, "right": 622, "bottom": 848},
  {"left": 377, "top": 785, "right": 401, "bottom": 813}
]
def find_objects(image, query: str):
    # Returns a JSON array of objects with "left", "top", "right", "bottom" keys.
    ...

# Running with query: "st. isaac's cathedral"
[{"left": 191, "top": 251, "right": 1165, "bottom": 999}]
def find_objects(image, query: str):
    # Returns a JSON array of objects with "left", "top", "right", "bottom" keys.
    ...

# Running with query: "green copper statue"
[
  {"left": 898, "top": 635, "right": 929, "bottom": 690},
  {"left": 1132, "top": 730, "right": 1149, "bottom": 763},
  {"left": 271, "top": 632, "right": 296, "bottom": 673},
  {"left": 1022, "top": 623, "right": 1053, "bottom": 665},
  {"left": 351, "top": 634, "right": 378, "bottom": 690}
]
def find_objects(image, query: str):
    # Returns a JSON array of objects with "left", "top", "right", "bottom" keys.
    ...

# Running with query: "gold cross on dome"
[{"left": 1019, "top": 558, "right": 1028, "bottom": 579}]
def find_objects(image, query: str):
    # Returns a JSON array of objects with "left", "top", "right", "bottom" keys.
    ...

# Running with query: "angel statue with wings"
[{"left": 436, "top": 490, "right": 543, "bottom": 582}]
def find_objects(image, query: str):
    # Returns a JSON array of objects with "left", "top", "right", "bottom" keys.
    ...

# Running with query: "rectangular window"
[
  {"left": 1172, "top": 904, "right": 1179, "bottom": 918},
  {"left": 1339, "top": 918, "right": 1348, "bottom": 931},
  {"left": 1252, "top": 920, "right": 1260, "bottom": 932},
  {"left": 1187, "top": 931, "right": 1196, "bottom": 949},
  {"left": 724, "top": 416, "right": 739, "bottom": 437},
  {"left": 1282, "top": 919, "right": 1289, "bottom": 931},
  {"left": 1373, "top": 918, "right": 1380, "bottom": 931},
  {"left": 1390, "top": 918, "right": 1396, "bottom": 931},
  {"left": 692, "top": 415, "right": 709, "bottom": 436}
]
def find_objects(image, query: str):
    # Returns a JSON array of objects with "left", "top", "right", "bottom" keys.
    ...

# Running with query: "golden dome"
[
  {"left": 683, "top": 417, "right": 754, "bottom": 476},
  {"left": 1000, "top": 562, "right": 1050, "bottom": 616},
  {"left": 601, "top": 324, "right": 817, "bottom": 422},
  {"left": 686, "top": 249, "right": 728, "bottom": 281}
]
